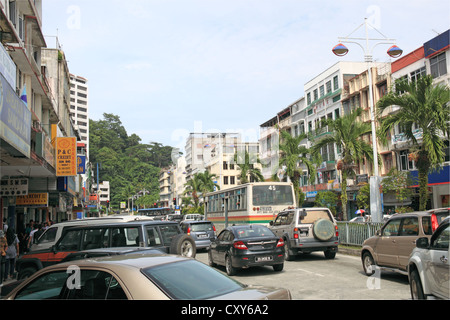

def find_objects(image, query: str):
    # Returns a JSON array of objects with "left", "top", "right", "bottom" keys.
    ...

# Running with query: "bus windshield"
[{"left": 252, "top": 185, "right": 294, "bottom": 206}]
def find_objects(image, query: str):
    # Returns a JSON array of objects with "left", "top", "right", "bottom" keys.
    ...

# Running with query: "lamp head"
[
  {"left": 387, "top": 45, "right": 403, "bottom": 58},
  {"left": 332, "top": 43, "right": 349, "bottom": 56}
]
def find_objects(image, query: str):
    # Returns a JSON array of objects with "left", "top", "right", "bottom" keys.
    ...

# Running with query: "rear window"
[
  {"left": 143, "top": 260, "right": 243, "bottom": 299},
  {"left": 189, "top": 223, "right": 214, "bottom": 232},
  {"left": 300, "top": 210, "right": 333, "bottom": 224}
]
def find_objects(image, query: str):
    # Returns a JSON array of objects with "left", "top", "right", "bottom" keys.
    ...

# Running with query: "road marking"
[{"left": 294, "top": 268, "right": 325, "bottom": 277}]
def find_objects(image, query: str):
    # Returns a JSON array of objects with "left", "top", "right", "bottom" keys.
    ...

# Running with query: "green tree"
[
  {"left": 314, "top": 191, "right": 338, "bottom": 216},
  {"left": 183, "top": 173, "right": 203, "bottom": 208},
  {"left": 277, "top": 131, "right": 317, "bottom": 207},
  {"left": 377, "top": 75, "right": 450, "bottom": 210},
  {"left": 311, "top": 108, "right": 373, "bottom": 221},
  {"left": 233, "top": 150, "right": 264, "bottom": 184}
]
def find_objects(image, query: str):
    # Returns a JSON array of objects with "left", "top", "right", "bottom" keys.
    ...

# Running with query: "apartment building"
[
  {"left": 204, "top": 141, "right": 260, "bottom": 190},
  {"left": 184, "top": 132, "right": 240, "bottom": 186},
  {"left": 388, "top": 30, "right": 450, "bottom": 210}
]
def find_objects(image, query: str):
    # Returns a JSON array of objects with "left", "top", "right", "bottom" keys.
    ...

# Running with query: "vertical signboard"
[
  {"left": 77, "top": 155, "right": 86, "bottom": 174},
  {"left": 56, "top": 137, "right": 77, "bottom": 176}
]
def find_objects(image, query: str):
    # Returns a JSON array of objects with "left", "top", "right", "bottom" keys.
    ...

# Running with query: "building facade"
[{"left": 0, "top": 0, "right": 88, "bottom": 234}]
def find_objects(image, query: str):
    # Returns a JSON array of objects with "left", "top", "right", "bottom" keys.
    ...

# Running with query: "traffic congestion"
[{"left": 1, "top": 207, "right": 448, "bottom": 301}]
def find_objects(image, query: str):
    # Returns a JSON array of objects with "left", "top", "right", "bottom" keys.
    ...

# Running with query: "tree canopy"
[{"left": 89, "top": 113, "right": 174, "bottom": 210}]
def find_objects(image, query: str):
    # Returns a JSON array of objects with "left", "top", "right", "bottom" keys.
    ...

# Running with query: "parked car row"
[{"left": 360, "top": 208, "right": 449, "bottom": 300}]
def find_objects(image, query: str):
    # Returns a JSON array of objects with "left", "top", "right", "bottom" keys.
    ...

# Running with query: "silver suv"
[{"left": 269, "top": 207, "right": 339, "bottom": 260}]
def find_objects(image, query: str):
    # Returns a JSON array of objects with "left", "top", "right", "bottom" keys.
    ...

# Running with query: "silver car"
[
  {"left": 408, "top": 217, "right": 449, "bottom": 299},
  {"left": 3, "top": 254, "right": 291, "bottom": 300},
  {"left": 180, "top": 221, "right": 217, "bottom": 250}
]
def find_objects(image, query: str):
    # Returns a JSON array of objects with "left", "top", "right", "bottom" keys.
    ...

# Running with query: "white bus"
[{"left": 204, "top": 182, "right": 296, "bottom": 232}]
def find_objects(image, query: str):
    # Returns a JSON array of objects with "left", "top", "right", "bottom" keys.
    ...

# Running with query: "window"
[
  {"left": 146, "top": 226, "right": 162, "bottom": 246},
  {"left": 57, "top": 230, "right": 82, "bottom": 251},
  {"left": 14, "top": 269, "right": 128, "bottom": 300},
  {"left": 313, "top": 89, "right": 318, "bottom": 101},
  {"left": 400, "top": 217, "right": 419, "bottom": 236},
  {"left": 319, "top": 85, "right": 324, "bottom": 97},
  {"left": 326, "top": 81, "right": 332, "bottom": 94},
  {"left": 307, "top": 92, "right": 311, "bottom": 105},
  {"left": 158, "top": 225, "right": 180, "bottom": 245},
  {"left": 223, "top": 176, "right": 228, "bottom": 185},
  {"left": 382, "top": 219, "right": 401, "bottom": 236},
  {"left": 431, "top": 225, "right": 449, "bottom": 249},
  {"left": 81, "top": 228, "right": 109, "bottom": 250},
  {"left": 430, "top": 52, "right": 447, "bottom": 78},
  {"left": 230, "top": 176, "right": 235, "bottom": 184},
  {"left": 333, "top": 75, "right": 339, "bottom": 90},
  {"left": 410, "top": 66, "right": 426, "bottom": 82},
  {"left": 111, "top": 227, "right": 139, "bottom": 247}
]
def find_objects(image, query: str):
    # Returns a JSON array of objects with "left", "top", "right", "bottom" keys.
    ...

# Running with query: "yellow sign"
[
  {"left": 16, "top": 193, "right": 48, "bottom": 207},
  {"left": 56, "top": 137, "right": 77, "bottom": 176}
]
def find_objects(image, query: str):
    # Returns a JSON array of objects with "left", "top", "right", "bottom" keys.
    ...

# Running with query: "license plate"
[
  {"left": 197, "top": 234, "right": 208, "bottom": 239},
  {"left": 256, "top": 256, "right": 273, "bottom": 262}
]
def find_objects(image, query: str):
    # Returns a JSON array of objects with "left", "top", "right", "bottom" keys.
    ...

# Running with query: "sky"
[{"left": 42, "top": 0, "right": 450, "bottom": 152}]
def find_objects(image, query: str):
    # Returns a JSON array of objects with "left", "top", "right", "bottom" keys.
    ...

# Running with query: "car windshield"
[
  {"left": 189, "top": 223, "right": 214, "bottom": 232},
  {"left": 142, "top": 259, "right": 244, "bottom": 299},
  {"left": 234, "top": 225, "right": 275, "bottom": 239}
]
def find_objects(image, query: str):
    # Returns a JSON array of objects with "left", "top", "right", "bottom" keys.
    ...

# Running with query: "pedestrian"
[
  {"left": 0, "top": 230, "right": 7, "bottom": 286},
  {"left": 28, "top": 224, "right": 40, "bottom": 249},
  {"left": 4, "top": 228, "right": 19, "bottom": 281}
]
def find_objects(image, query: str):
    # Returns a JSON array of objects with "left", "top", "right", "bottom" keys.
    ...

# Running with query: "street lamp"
[{"left": 332, "top": 18, "right": 402, "bottom": 222}]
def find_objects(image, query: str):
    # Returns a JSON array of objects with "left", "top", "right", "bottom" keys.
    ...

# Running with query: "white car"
[{"left": 407, "top": 217, "right": 449, "bottom": 299}]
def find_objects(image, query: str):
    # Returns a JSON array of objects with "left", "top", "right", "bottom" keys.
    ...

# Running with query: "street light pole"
[{"left": 333, "top": 18, "right": 402, "bottom": 222}]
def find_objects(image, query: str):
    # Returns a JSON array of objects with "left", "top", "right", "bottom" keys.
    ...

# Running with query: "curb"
[{"left": 338, "top": 246, "right": 361, "bottom": 257}]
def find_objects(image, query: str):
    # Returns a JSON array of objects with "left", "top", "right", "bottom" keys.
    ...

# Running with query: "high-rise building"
[{"left": 70, "top": 74, "right": 89, "bottom": 157}]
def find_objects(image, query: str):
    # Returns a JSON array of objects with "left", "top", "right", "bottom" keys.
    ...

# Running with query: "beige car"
[
  {"left": 4, "top": 254, "right": 291, "bottom": 300},
  {"left": 361, "top": 210, "right": 449, "bottom": 276}
]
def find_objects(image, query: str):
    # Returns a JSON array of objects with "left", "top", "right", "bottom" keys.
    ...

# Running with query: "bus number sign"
[{"left": 260, "top": 207, "right": 273, "bottom": 213}]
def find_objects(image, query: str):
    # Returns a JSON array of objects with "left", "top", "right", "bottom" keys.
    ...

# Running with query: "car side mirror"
[
  {"left": 416, "top": 237, "right": 429, "bottom": 249},
  {"left": 269, "top": 221, "right": 274, "bottom": 226}
]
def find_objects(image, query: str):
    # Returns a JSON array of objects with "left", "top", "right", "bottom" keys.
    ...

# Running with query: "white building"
[{"left": 69, "top": 74, "right": 89, "bottom": 156}]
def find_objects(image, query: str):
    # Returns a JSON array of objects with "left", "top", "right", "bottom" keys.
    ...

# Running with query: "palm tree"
[
  {"left": 233, "top": 150, "right": 264, "bottom": 184},
  {"left": 198, "top": 171, "right": 219, "bottom": 204},
  {"left": 377, "top": 75, "right": 450, "bottom": 210},
  {"left": 277, "top": 131, "right": 317, "bottom": 207},
  {"left": 184, "top": 171, "right": 219, "bottom": 209},
  {"left": 311, "top": 108, "right": 373, "bottom": 220},
  {"left": 183, "top": 174, "right": 203, "bottom": 208}
]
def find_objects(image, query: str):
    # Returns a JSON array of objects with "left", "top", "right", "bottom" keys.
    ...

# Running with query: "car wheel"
[
  {"left": 225, "top": 254, "right": 237, "bottom": 276},
  {"left": 284, "top": 240, "right": 294, "bottom": 261},
  {"left": 170, "top": 234, "right": 196, "bottom": 258},
  {"left": 324, "top": 249, "right": 336, "bottom": 259},
  {"left": 273, "top": 263, "right": 284, "bottom": 272},
  {"left": 410, "top": 269, "right": 425, "bottom": 300},
  {"left": 208, "top": 250, "right": 216, "bottom": 267},
  {"left": 18, "top": 266, "right": 38, "bottom": 280},
  {"left": 362, "top": 252, "right": 376, "bottom": 276},
  {"left": 312, "top": 219, "right": 335, "bottom": 241}
]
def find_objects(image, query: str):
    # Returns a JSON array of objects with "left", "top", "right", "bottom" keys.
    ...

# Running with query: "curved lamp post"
[{"left": 332, "top": 18, "right": 402, "bottom": 222}]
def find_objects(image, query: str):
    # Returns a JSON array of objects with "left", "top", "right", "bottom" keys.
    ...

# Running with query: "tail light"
[
  {"left": 234, "top": 241, "right": 248, "bottom": 250},
  {"left": 187, "top": 227, "right": 191, "bottom": 235},
  {"left": 431, "top": 214, "right": 439, "bottom": 232},
  {"left": 276, "top": 238, "right": 285, "bottom": 247},
  {"left": 293, "top": 227, "right": 299, "bottom": 239},
  {"left": 213, "top": 225, "right": 216, "bottom": 232},
  {"left": 335, "top": 225, "right": 339, "bottom": 237}
]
